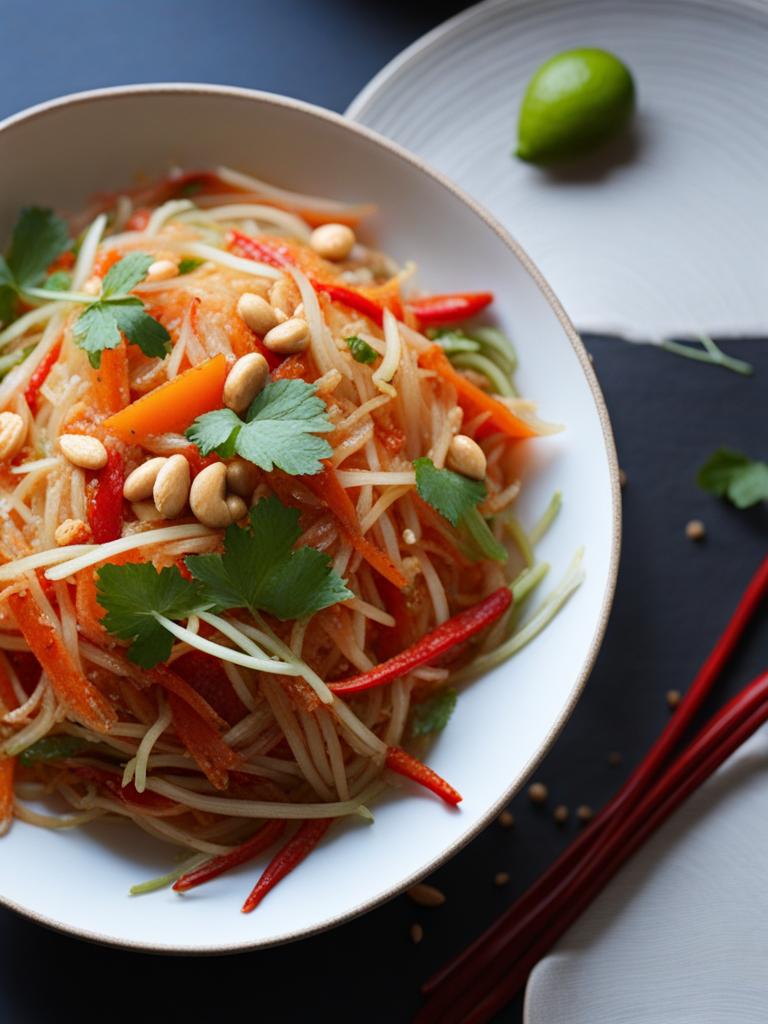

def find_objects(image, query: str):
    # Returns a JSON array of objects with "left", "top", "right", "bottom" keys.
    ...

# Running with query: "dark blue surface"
[
  {"left": 0, "top": 0, "right": 466, "bottom": 120},
  {"left": 1, "top": 4, "right": 767, "bottom": 1023}
]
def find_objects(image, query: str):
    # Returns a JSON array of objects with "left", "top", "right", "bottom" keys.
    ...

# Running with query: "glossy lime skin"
[{"left": 516, "top": 48, "right": 635, "bottom": 163}]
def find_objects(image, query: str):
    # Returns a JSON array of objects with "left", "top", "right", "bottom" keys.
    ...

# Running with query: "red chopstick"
[
  {"left": 424, "top": 667, "right": 768, "bottom": 1023},
  {"left": 419, "top": 555, "right": 768, "bottom": 1022}
]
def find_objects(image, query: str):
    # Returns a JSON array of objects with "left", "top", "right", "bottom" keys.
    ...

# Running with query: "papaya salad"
[{"left": 0, "top": 168, "right": 583, "bottom": 911}]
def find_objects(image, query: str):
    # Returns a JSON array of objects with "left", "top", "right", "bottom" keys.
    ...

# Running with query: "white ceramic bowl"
[{"left": 0, "top": 84, "right": 620, "bottom": 952}]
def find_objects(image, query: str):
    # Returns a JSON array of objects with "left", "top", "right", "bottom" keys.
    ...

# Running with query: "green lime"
[{"left": 516, "top": 48, "right": 635, "bottom": 163}]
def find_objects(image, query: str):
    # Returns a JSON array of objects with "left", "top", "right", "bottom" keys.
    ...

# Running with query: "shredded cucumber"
[{"left": 130, "top": 854, "right": 208, "bottom": 896}]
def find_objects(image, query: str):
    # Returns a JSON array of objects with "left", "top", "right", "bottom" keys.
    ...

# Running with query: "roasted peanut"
[
  {"left": 225, "top": 494, "right": 248, "bottom": 521},
  {"left": 446, "top": 434, "right": 486, "bottom": 481},
  {"left": 131, "top": 501, "right": 163, "bottom": 522},
  {"left": 123, "top": 457, "right": 168, "bottom": 502},
  {"left": 237, "top": 292, "right": 279, "bottom": 336},
  {"left": 189, "top": 462, "right": 232, "bottom": 528},
  {"left": 268, "top": 278, "right": 300, "bottom": 317},
  {"left": 225, "top": 458, "right": 259, "bottom": 500},
  {"left": 153, "top": 454, "right": 191, "bottom": 518},
  {"left": 54, "top": 518, "right": 91, "bottom": 546},
  {"left": 0, "top": 412, "right": 26, "bottom": 461},
  {"left": 309, "top": 223, "right": 356, "bottom": 261},
  {"left": 59, "top": 433, "right": 108, "bottom": 470},
  {"left": 146, "top": 259, "right": 178, "bottom": 282},
  {"left": 223, "top": 353, "right": 269, "bottom": 415},
  {"left": 263, "top": 317, "right": 309, "bottom": 355}
]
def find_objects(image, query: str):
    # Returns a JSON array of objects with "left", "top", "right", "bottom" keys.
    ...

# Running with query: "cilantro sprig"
[
  {"left": 72, "top": 252, "right": 171, "bottom": 368},
  {"left": 97, "top": 562, "right": 209, "bottom": 668},
  {"left": 185, "top": 495, "right": 352, "bottom": 620},
  {"left": 96, "top": 496, "right": 351, "bottom": 668},
  {"left": 0, "top": 205, "right": 171, "bottom": 366},
  {"left": 0, "top": 207, "right": 70, "bottom": 325},
  {"left": 697, "top": 448, "right": 768, "bottom": 509},
  {"left": 410, "top": 688, "right": 458, "bottom": 738},
  {"left": 186, "top": 379, "right": 333, "bottom": 476},
  {"left": 414, "top": 457, "right": 507, "bottom": 563}
]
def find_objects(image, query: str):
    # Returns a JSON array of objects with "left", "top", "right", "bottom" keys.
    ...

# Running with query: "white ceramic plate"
[
  {"left": 0, "top": 85, "right": 619, "bottom": 952},
  {"left": 525, "top": 727, "right": 768, "bottom": 1024},
  {"left": 348, "top": 0, "right": 768, "bottom": 339}
]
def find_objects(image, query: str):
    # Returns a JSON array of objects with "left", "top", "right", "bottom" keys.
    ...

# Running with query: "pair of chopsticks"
[{"left": 416, "top": 555, "right": 768, "bottom": 1024}]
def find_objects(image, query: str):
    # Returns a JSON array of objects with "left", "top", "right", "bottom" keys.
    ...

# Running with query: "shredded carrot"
[
  {"left": 172, "top": 651, "right": 248, "bottom": 727},
  {"left": 104, "top": 354, "right": 229, "bottom": 444},
  {"left": 303, "top": 465, "right": 407, "bottom": 589},
  {"left": 166, "top": 691, "right": 240, "bottom": 791},
  {"left": 92, "top": 248, "right": 123, "bottom": 278},
  {"left": 0, "top": 659, "right": 18, "bottom": 836},
  {"left": 0, "top": 658, "right": 18, "bottom": 714},
  {"left": 75, "top": 570, "right": 109, "bottom": 643},
  {"left": 0, "top": 760, "right": 14, "bottom": 836},
  {"left": 150, "top": 665, "right": 230, "bottom": 734},
  {"left": 92, "top": 342, "right": 130, "bottom": 415},
  {"left": 419, "top": 345, "right": 537, "bottom": 440},
  {"left": 7, "top": 591, "right": 116, "bottom": 734},
  {"left": 272, "top": 352, "right": 314, "bottom": 382}
]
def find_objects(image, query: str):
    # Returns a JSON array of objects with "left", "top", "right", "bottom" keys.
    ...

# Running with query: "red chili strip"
[
  {"left": 329, "top": 587, "right": 512, "bottom": 696},
  {"left": 229, "top": 230, "right": 397, "bottom": 328},
  {"left": 310, "top": 280, "right": 385, "bottom": 326},
  {"left": 24, "top": 340, "right": 62, "bottom": 415},
  {"left": 87, "top": 447, "right": 125, "bottom": 543},
  {"left": 174, "top": 820, "right": 286, "bottom": 893},
  {"left": 407, "top": 292, "right": 493, "bottom": 328},
  {"left": 228, "top": 230, "right": 294, "bottom": 269},
  {"left": 241, "top": 818, "right": 332, "bottom": 913},
  {"left": 386, "top": 746, "right": 462, "bottom": 806}
]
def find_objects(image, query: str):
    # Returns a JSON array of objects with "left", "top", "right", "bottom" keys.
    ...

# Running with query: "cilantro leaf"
[
  {"left": 109, "top": 298, "right": 172, "bottom": 359},
  {"left": 186, "top": 408, "right": 242, "bottom": 458},
  {"left": 101, "top": 252, "right": 153, "bottom": 298},
  {"left": 698, "top": 447, "right": 768, "bottom": 509},
  {"left": 729, "top": 463, "right": 768, "bottom": 508},
  {"left": 178, "top": 257, "right": 204, "bottom": 275},
  {"left": 43, "top": 270, "right": 73, "bottom": 292},
  {"left": 414, "top": 456, "right": 486, "bottom": 527},
  {"left": 186, "top": 495, "right": 352, "bottom": 621},
  {"left": 0, "top": 261, "right": 15, "bottom": 326},
  {"left": 72, "top": 253, "right": 171, "bottom": 367},
  {"left": 72, "top": 304, "right": 123, "bottom": 367},
  {"left": 414, "top": 457, "right": 507, "bottom": 562},
  {"left": 96, "top": 562, "right": 208, "bottom": 669},
  {"left": 7, "top": 207, "right": 69, "bottom": 287},
  {"left": 411, "top": 688, "right": 458, "bottom": 738},
  {"left": 0, "top": 207, "right": 70, "bottom": 325},
  {"left": 346, "top": 335, "right": 378, "bottom": 365},
  {"left": 187, "top": 379, "right": 333, "bottom": 476}
]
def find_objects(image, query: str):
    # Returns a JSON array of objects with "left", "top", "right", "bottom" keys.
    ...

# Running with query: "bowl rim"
[{"left": 0, "top": 81, "right": 621, "bottom": 955}]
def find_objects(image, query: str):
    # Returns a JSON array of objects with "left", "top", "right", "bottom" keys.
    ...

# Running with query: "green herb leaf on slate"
[{"left": 698, "top": 447, "right": 768, "bottom": 509}]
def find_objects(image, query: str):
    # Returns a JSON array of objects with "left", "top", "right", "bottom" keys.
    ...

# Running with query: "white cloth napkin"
[{"left": 525, "top": 728, "right": 768, "bottom": 1024}]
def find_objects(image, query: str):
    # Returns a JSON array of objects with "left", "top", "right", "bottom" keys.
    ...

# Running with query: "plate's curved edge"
[
  {"left": 0, "top": 81, "right": 621, "bottom": 955},
  {"left": 345, "top": 0, "right": 768, "bottom": 122}
]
